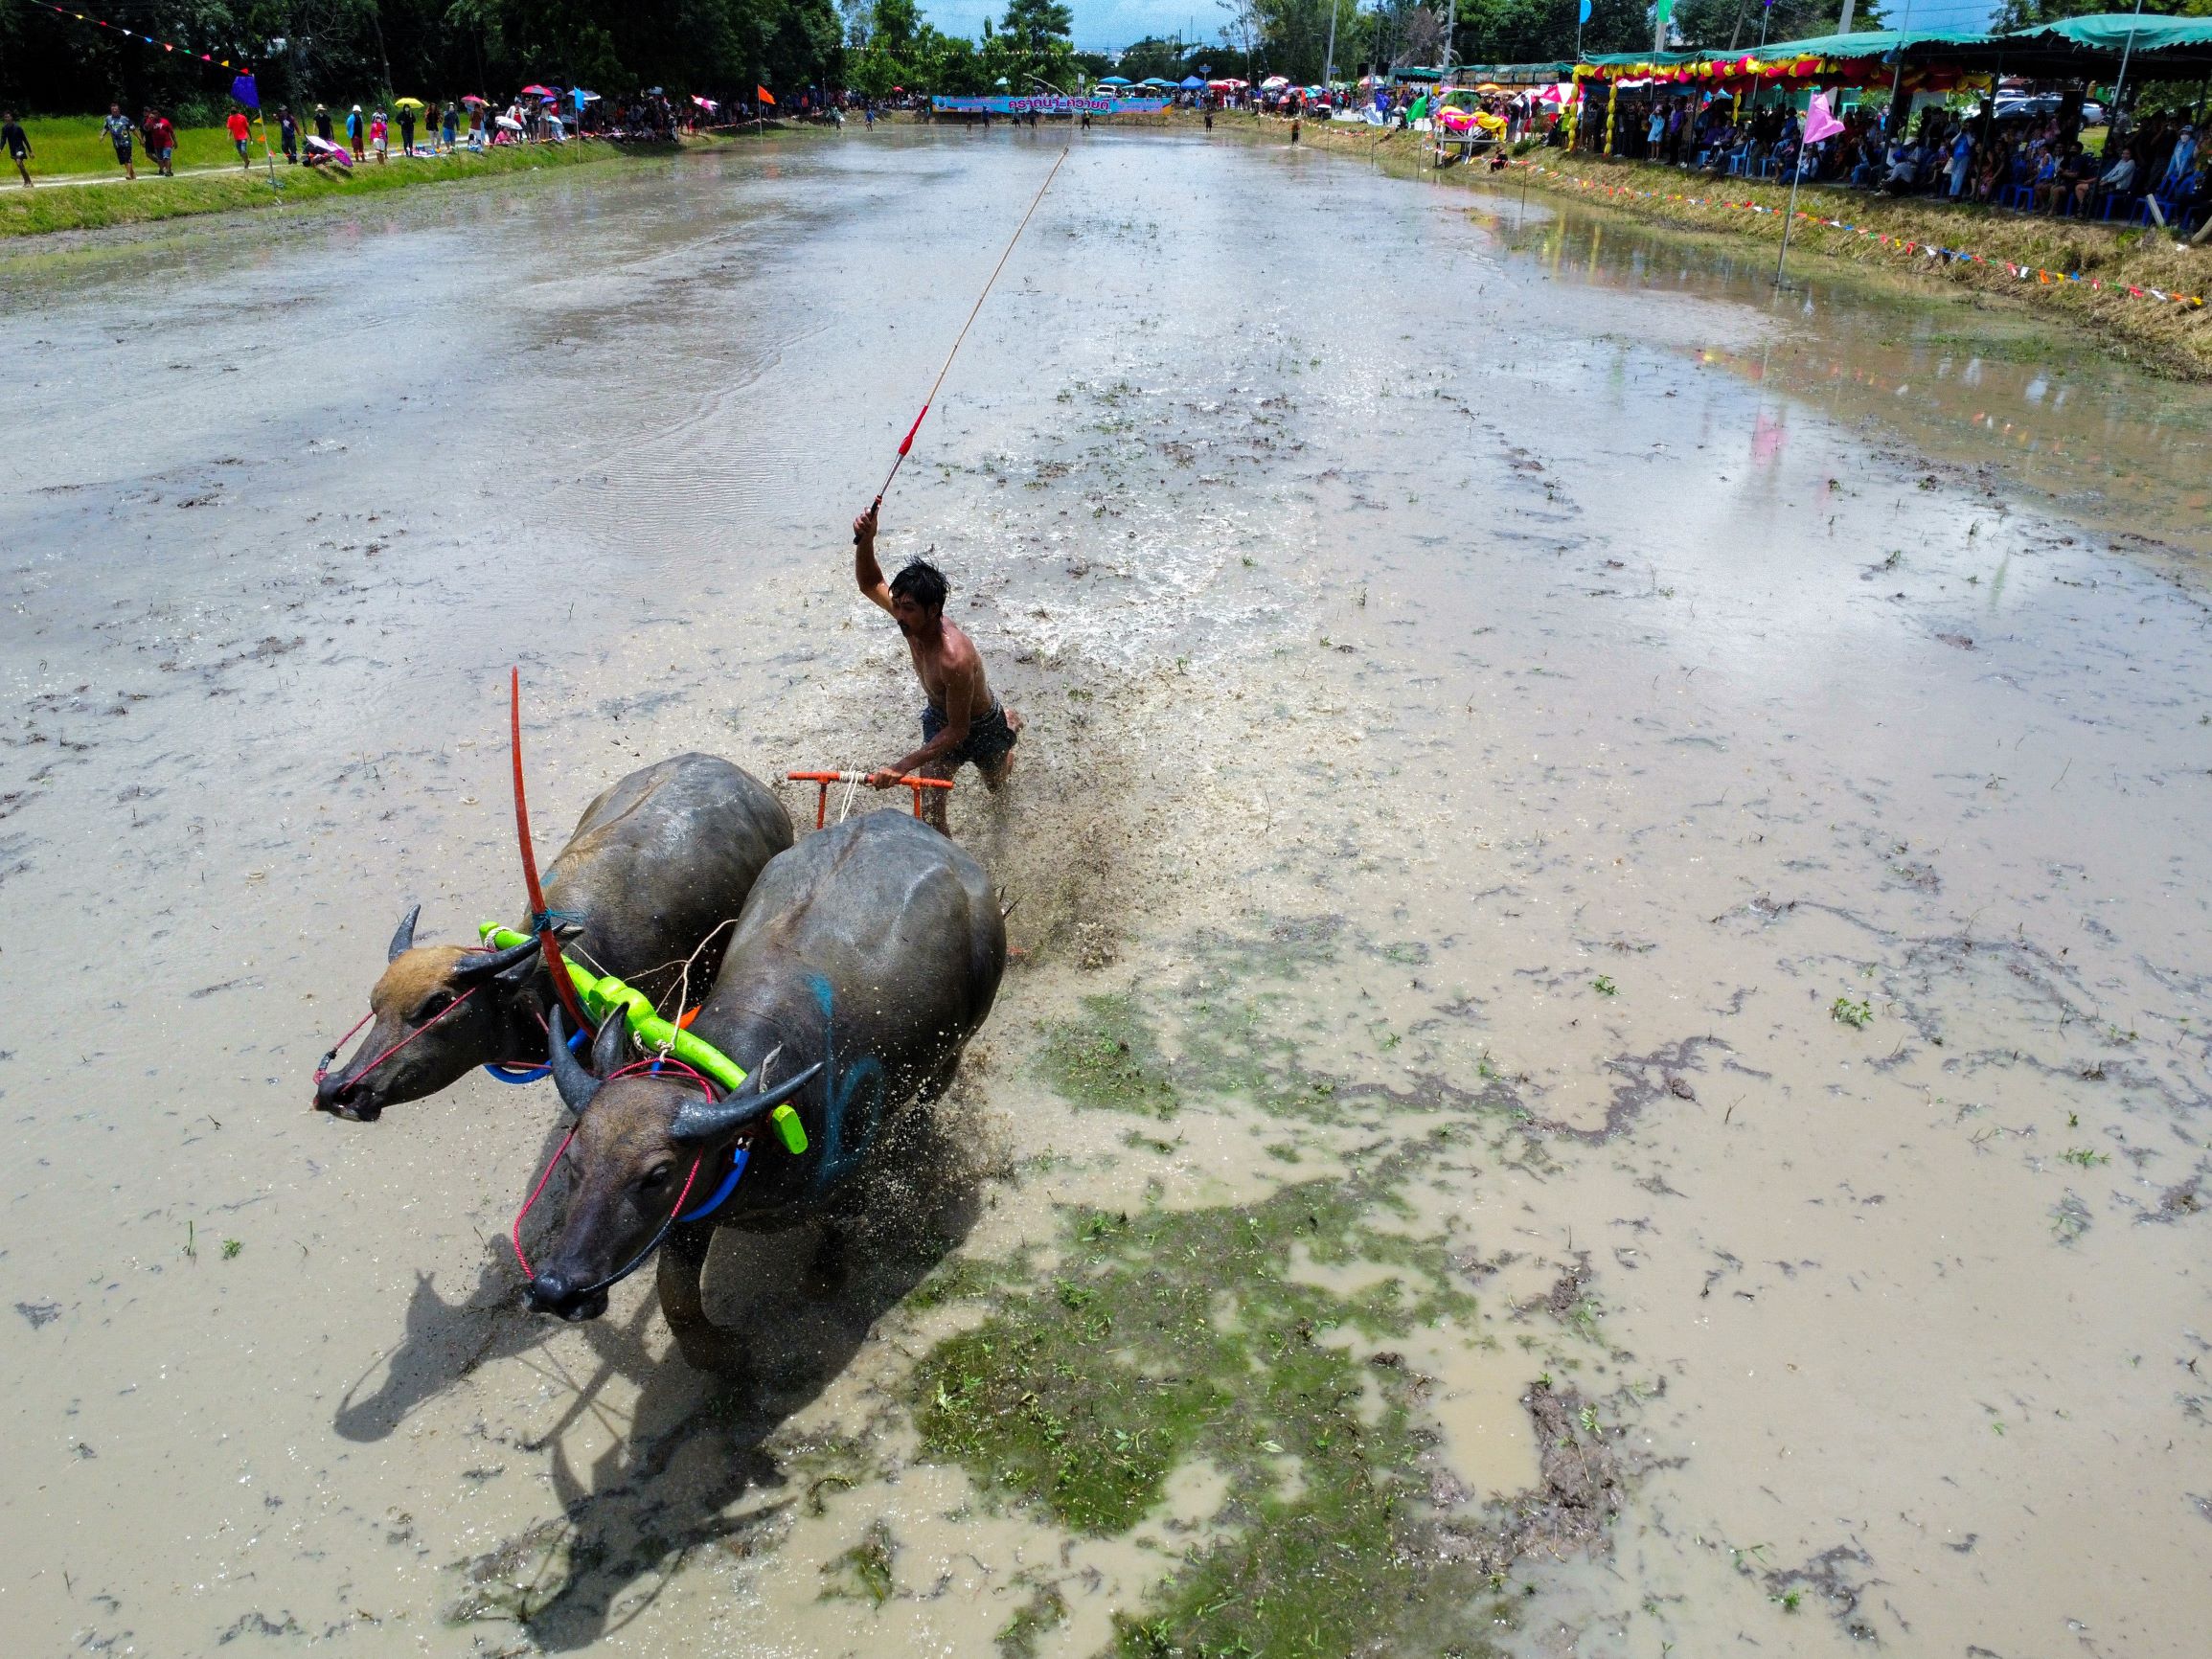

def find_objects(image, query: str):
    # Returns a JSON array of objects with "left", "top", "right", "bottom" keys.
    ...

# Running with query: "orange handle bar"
[{"left": 787, "top": 769, "right": 953, "bottom": 829}]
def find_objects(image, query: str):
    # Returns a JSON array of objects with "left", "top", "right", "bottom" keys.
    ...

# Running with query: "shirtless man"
[{"left": 853, "top": 501, "right": 1020, "bottom": 832}]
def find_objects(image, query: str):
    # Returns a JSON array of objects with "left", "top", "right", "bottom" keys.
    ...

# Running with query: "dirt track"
[{"left": 2, "top": 125, "right": 2207, "bottom": 1657}]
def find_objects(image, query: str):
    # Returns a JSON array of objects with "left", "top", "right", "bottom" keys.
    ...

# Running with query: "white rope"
[{"left": 836, "top": 769, "right": 862, "bottom": 824}]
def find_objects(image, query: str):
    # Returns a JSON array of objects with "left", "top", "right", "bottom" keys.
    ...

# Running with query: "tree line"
[{"left": 0, "top": 0, "right": 847, "bottom": 121}]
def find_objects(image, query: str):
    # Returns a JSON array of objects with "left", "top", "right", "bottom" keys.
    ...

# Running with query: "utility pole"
[
  {"left": 1323, "top": 0, "right": 1338, "bottom": 93},
  {"left": 1440, "top": 0, "right": 1457, "bottom": 84},
  {"left": 2109, "top": 0, "right": 2148, "bottom": 144},
  {"left": 1886, "top": 0, "right": 1915, "bottom": 136}
]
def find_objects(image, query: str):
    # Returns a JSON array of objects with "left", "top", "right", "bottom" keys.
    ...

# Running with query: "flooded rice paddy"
[{"left": 2, "top": 126, "right": 2208, "bottom": 1657}]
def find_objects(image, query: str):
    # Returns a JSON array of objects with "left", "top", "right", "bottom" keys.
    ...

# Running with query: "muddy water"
[{"left": 3, "top": 127, "right": 2208, "bottom": 1658}]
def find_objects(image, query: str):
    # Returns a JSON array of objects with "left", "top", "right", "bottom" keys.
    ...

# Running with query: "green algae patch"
[
  {"left": 912, "top": 1171, "right": 1501, "bottom": 1655},
  {"left": 1038, "top": 993, "right": 1180, "bottom": 1118}
]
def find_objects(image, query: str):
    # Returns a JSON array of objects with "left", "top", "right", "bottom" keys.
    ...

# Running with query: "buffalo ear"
[
  {"left": 388, "top": 904, "right": 422, "bottom": 962},
  {"left": 547, "top": 1007, "right": 600, "bottom": 1114},
  {"left": 451, "top": 937, "right": 541, "bottom": 983},
  {"left": 493, "top": 922, "right": 584, "bottom": 986}
]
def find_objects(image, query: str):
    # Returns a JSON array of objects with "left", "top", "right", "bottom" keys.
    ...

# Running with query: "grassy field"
[
  {"left": 0, "top": 130, "right": 652, "bottom": 238},
  {"left": 1298, "top": 119, "right": 2212, "bottom": 380},
  {"left": 11, "top": 114, "right": 254, "bottom": 176}
]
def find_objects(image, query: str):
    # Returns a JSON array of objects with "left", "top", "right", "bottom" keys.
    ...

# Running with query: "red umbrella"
[
  {"left": 461, "top": 94, "right": 489, "bottom": 106},
  {"left": 519, "top": 83, "right": 556, "bottom": 97}
]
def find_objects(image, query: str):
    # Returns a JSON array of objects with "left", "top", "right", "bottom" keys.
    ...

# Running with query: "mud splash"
[{"left": 2, "top": 125, "right": 2207, "bottom": 1657}]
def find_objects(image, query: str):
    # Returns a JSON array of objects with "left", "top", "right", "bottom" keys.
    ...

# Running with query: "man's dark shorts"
[{"left": 922, "top": 700, "right": 1016, "bottom": 772}]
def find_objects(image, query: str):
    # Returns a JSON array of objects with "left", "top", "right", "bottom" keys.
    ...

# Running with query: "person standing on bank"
[
  {"left": 851, "top": 501, "right": 1021, "bottom": 833},
  {"left": 3, "top": 112, "right": 31, "bottom": 187},
  {"left": 103, "top": 102, "right": 136, "bottom": 179}
]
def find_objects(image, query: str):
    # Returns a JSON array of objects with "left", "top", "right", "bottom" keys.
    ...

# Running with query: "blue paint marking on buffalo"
[
  {"left": 520, "top": 811, "right": 1006, "bottom": 1374},
  {"left": 809, "top": 970, "right": 889, "bottom": 1195}
]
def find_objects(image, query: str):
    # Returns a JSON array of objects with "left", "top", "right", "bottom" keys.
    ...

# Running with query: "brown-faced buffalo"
[
  {"left": 521, "top": 809, "right": 1005, "bottom": 1372},
  {"left": 313, "top": 754, "right": 792, "bottom": 1122}
]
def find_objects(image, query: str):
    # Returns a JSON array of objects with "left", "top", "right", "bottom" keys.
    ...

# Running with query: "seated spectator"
[
  {"left": 2038, "top": 144, "right": 2081, "bottom": 212},
  {"left": 1881, "top": 140, "right": 1924, "bottom": 194},
  {"left": 2078, "top": 146, "right": 2134, "bottom": 214}
]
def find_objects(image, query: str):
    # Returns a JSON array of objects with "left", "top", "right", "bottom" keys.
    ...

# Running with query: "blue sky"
[
  {"left": 918, "top": 0, "right": 1232, "bottom": 54},
  {"left": 917, "top": 0, "right": 2002, "bottom": 58}
]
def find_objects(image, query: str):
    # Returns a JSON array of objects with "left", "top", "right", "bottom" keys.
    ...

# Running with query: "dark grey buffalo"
[
  {"left": 522, "top": 809, "right": 1005, "bottom": 1372},
  {"left": 314, "top": 754, "right": 792, "bottom": 1122}
]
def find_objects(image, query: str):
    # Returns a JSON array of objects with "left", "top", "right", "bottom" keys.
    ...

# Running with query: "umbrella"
[
  {"left": 1261, "top": 76, "right": 1289, "bottom": 90},
  {"left": 519, "top": 84, "right": 556, "bottom": 97},
  {"left": 461, "top": 94, "right": 489, "bottom": 106},
  {"left": 692, "top": 95, "right": 718, "bottom": 109},
  {"left": 393, "top": 96, "right": 425, "bottom": 111},
  {"left": 1098, "top": 76, "right": 1131, "bottom": 86},
  {"left": 1178, "top": 77, "right": 1204, "bottom": 89},
  {"left": 304, "top": 134, "right": 353, "bottom": 166},
  {"left": 494, "top": 115, "right": 524, "bottom": 131},
  {"left": 1139, "top": 78, "right": 1173, "bottom": 88}
]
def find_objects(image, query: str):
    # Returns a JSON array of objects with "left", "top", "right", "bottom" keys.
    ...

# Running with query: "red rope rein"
[
  {"left": 507, "top": 1057, "right": 716, "bottom": 1284},
  {"left": 875, "top": 142, "right": 1070, "bottom": 506}
]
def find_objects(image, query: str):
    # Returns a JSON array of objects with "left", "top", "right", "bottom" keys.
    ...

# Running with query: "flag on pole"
[
  {"left": 1803, "top": 90, "right": 1844, "bottom": 146},
  {"left": 231, "top": 72, "right": 259, "bottom": 108},
  {"left": 757, "top": 85, "right": 776, "bottom": 105}
]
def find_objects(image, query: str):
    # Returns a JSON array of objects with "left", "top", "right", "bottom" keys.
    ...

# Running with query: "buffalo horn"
[
  {"left": 591, "top": 1005, "right": 631, "bottom": 1078},
  {"left": 450, "top": 937, "right": 543, "bottom": 983},
  {"left": 388, "top": 904, "right": 422, "bottom": 962},
  {"left": 546, "top": 1007, "right": 601, "bottom": 1113},
  {"left": 670, "top": 1054, "right": 823, "bottom": 1146}
]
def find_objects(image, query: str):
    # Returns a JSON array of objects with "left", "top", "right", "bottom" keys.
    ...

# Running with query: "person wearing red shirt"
[
  {"left": 143, "top": 109, "right": 177, "bottom": 176},
  {"left": 227, "top": 107, "right": 252, "bottom": 168}
]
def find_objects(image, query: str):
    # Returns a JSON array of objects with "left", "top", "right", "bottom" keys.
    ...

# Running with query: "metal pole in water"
[{"left": 1773, "top": 134, "right": 1807, "bottom": 288}]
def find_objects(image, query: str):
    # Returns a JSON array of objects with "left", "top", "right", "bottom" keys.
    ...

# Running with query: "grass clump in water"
[
  {"left": 1038, "top": 993, "right": 1179, "bottom": 1118},
  {"left": 912, "top": 1171, "right": 1497, "bottom": 1655},
  {"left": 995, "top": 1580, "right": 1070, "bottom": 1656},
  {"left": 818, "top": 1518, "right": 897, "bottom": 1606}
]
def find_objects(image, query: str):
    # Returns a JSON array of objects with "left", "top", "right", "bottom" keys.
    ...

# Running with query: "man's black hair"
[{"left": 890, "top": 558, "right": 948, "bottom": 613}]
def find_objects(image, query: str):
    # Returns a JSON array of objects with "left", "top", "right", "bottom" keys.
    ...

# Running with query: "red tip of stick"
[{"left": 899, "top": 404, "right": 929, "bottom": 457}]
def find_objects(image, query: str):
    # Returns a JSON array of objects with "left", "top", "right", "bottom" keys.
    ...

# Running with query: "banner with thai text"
[{"left": 930, "top": 96, "right": 1171, "bottom": 115}]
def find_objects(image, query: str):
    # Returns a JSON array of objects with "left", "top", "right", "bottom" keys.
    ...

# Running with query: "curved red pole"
[{"left": 512, "top": 668, "right": 592, "bottom": 1033}]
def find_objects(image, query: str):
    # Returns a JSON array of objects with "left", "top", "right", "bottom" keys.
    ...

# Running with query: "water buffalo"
[
  {"left": 314, "top": 753, "right": 792, "bottom": 1122},
  {"left": 520, "top": 809, "right": 1005, "bottom": 1373}
]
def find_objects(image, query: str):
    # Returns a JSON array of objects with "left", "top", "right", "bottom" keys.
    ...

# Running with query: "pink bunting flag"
[{"left": 1802, "top": 91, "right": 1844, "bottom": 147}]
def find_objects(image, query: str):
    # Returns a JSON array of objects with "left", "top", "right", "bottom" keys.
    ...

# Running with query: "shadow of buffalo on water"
[
  {"left": 439, "top": 1102, "right": 988, "bottom": 1650},
  {"left": 331, "top": 1115, "right": 580, "bottom": 1445}
]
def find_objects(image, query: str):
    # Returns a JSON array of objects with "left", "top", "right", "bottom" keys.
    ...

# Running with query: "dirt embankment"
[{"left": 1294, "top": 117, "right": 2212, "bottom": 379}]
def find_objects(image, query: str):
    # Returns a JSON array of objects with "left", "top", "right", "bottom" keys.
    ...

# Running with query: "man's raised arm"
[{"left": 853, "top": 502, "right": 894, "bottom": 614}]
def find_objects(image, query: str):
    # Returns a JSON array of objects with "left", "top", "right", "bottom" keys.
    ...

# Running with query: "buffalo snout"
[
  {"left": 312, "top": 1070, "right": 382, "bottom": 1122},
  {"left": 525, "top": 1271, "right": 609, "bottom": 1323}
]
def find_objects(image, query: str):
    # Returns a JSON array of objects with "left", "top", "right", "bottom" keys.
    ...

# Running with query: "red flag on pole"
[{"left": 757, "top": 84, "right": 776, "bottom": 105}]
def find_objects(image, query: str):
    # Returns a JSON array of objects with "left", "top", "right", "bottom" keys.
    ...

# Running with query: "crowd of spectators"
[{"left": 1596, "top": 90, "right": 2207, "bottom": 229}]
